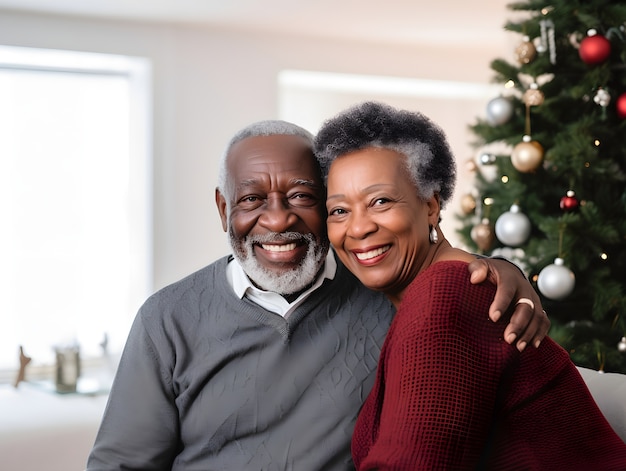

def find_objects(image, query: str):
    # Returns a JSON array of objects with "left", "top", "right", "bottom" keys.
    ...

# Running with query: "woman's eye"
[
  {"left": 329, "top": 208, "right": 346, "bottom": 216},
  {"left": 373, "top": 197, "right": 390, "bottom": 206}
]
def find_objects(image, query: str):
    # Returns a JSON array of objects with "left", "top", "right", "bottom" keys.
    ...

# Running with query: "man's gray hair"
[
  {"left": 313, "top": 101, "right": 456, "bottom": 209},
  {"left": 217, "top": 120, "right": 314, "bottom": 199}
]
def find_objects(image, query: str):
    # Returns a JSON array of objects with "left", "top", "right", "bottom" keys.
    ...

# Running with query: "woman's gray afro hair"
[{"left": 313, "top": 101, "right": 456, "bottom": 208}]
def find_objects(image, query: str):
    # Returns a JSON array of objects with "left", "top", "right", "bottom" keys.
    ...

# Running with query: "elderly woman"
[{"left": 314, "top": 102, "right": 626, "bottom": 470}]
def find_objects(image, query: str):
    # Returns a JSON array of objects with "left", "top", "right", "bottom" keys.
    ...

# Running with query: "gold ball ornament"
[
  {"left": 523, "top": 86, "right": 545, "bottom": 107},
  {"left": 511, "top": 136, "right": 544, "bottom": 173},
  {"left": 516, "top": 37, "right": 537, "bottom": 64},
  {"left": 470, "top": 218, "right": 495, "bottom": 252},
  {"left": 465, "top": 158, "right": 478, "bottom": 172},
  {"left": 460, "top": 194, "right": 477, "bottom": 215}
]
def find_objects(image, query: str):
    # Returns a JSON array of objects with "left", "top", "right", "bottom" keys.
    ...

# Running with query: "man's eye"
[
  {"left": 238, "top": 195, "right": 262, "bottom": 207},
  {"left": 290, "top": 193, "right": 319, "bottom": 207}
]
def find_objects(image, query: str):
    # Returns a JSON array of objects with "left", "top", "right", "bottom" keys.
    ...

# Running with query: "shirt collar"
[{"left": 227, "top": 250, "right": 337, "bottom": 317}]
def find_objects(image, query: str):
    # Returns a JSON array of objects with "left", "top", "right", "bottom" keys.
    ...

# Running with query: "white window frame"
[{"left": 0, "top": 45, "right": 153, "bottom": 382}]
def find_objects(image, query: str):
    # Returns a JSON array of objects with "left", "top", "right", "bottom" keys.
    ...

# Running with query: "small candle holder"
[{"left": 54, "top": 345, "right": 81, "bottom": 393}]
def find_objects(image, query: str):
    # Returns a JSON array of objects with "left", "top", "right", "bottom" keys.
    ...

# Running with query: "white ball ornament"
[
  {"left": 537, "top": 257, "right": 576, "bottom": 300},
  {"left": 495, "top": 204, "right": 531, "bottom": 247},
  {"left": 486, "top": 96, "right": 514, "bottom": 126},
  {"left": 618, "top": 337, "right": 626, "bottom": 353}
]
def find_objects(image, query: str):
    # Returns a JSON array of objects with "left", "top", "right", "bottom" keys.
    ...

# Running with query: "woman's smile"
[{"left": 353, "top": 244, "right": 391, "bottom": 262}]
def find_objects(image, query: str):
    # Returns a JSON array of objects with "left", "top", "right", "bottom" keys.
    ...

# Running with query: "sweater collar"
[{"left": 227, "top": 250, "right": 337, "bottom": 317}]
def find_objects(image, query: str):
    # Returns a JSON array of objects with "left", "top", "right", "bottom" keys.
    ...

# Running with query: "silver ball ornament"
[
  {"left": 495, "top": 204, "right": 531, "bottom": 247},
  {"left": 537, "top": 257, "right": 576, "bottom": 300},
  {"left": 480, "top": 153, "right": 497, "bottom": 165},
  {"left": 486, "top": 96, "right": 514, "bottom": 126}
]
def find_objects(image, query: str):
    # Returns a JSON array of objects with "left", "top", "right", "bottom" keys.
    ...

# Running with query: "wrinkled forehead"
[{"left": 227, "top": 135, "right": 321, "bottom": 181}]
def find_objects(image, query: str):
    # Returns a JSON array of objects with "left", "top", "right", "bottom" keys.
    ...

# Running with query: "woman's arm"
[{"left": 356, "top": 262, "right": 515, "bottom": 470}]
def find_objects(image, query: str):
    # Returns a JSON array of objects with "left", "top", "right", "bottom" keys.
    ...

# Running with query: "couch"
[
  {"left": 0, "top": 367, "right": 624, "bottom": 471},
  {"left": 576, "top": 366, "right": 626, "bottom": 442}
]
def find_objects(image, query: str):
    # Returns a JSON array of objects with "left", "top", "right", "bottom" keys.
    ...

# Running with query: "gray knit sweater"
[{"left": 86, "top": 255, "right": 394, "bottom": 471}]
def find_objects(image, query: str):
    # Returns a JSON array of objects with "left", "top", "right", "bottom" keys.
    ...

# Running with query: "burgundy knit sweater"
[{"left": 352, "top": 260, "right": 626, "bottom": 470}]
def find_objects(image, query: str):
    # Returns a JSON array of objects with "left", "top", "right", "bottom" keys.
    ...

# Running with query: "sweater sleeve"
[
  {"left": 86, "top": 309, "right": 180, "bottom": 470},
  {"left": 355, "top": 261, "right": 516, "bottom": 470}
]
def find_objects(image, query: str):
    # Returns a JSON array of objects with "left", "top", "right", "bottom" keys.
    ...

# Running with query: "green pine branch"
[{"left": 457, "top": 0, "right": 626, "bottom": 373}]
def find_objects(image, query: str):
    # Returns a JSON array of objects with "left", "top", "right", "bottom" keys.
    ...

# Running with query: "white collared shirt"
[{"left": 226, "top": 251, "right": 337, "bottom": 318}]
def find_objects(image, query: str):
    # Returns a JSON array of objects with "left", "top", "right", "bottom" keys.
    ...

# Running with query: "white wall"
[
  {"left": 0, "top": 9, "right": 514, "bottom": 290},
  {"left": 0, "top": 10, "right": 518, "bottom": 471}
]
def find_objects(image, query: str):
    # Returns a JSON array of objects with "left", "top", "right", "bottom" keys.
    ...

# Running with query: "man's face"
[{"left": 216, "top": 134, "right": 329, "bottom": 295}]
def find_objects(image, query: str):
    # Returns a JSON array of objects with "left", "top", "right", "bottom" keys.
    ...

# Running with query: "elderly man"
[{"left": 86, "top": 120, "right": 548, "bottom": 470}]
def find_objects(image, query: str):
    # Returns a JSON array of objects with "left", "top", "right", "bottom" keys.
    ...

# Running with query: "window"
[{"left": 0, "top": 46, "right": 152, "bottom": 375}]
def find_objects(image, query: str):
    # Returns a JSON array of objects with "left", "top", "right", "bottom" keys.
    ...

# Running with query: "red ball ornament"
[
  {"left": 579, "top": 30, "right": 611, "bottom": 65},
  {"left": 560, "top": 190, "right": 579, "bottom": 212},
  {"left": 616, "top": 92, "right": 626, "bottom": 119}
]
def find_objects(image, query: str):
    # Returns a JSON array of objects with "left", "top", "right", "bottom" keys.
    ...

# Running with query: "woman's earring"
[{"left": 429, "top": 225, "right": 438, "bottom": 244}]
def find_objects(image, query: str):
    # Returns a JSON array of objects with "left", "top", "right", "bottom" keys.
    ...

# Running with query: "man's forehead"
[
  {"left": 235, "top": 175, "right": 321, "bottom": 190},
  {"left": 228, "top": 135, "right": 318, "bottom": 172}
]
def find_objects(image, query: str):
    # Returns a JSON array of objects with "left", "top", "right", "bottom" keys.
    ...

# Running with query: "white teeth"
[
  {"left": 262, "top": 243, "right": 297, "bottom": 252},
  {"left": 355, "top": 246, "right": 390, "bottom": 261}
]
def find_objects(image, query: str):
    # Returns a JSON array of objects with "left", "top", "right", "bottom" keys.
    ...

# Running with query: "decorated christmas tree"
[{"left": 457, "top": 0, "right": 626, "bottom": 373}]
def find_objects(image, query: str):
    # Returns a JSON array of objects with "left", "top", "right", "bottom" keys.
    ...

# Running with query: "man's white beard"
[{"left": 230, "top": 231, "right": 328, "bottom": 296}]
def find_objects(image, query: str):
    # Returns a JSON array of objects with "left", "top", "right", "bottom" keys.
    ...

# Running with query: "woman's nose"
[{"left": 346, "top": 210, "right": 377, "bottom": 239}]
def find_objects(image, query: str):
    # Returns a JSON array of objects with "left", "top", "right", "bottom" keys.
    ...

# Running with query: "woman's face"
[{"left": 326, "top": 147, "right": 439, "bottom": 301}]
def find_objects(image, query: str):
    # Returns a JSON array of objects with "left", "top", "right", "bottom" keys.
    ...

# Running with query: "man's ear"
[{"left": 215, "top": 188, "right": 228, "bottom": 232}]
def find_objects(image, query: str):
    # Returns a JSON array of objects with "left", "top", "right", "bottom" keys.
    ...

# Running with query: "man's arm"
[
  {"left": 86, "top": 314, "right": 179, "bottom": 470},
  {"left": 468, "top": 258, "right": 549, "bottom": 352}
]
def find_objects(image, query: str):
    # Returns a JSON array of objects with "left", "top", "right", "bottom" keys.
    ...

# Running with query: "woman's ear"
[{"left": 427, "top": 193, "right": 441, "bottom": 225}]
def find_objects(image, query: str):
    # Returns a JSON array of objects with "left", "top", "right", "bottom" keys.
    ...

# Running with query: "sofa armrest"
[{"left": 577, "top": 366, "right": 626, "bottom": 442}]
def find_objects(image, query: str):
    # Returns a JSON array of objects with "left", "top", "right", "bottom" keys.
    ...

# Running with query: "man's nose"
[{"left": 259, "top": 195, "right": 298, "bottom": 231}]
